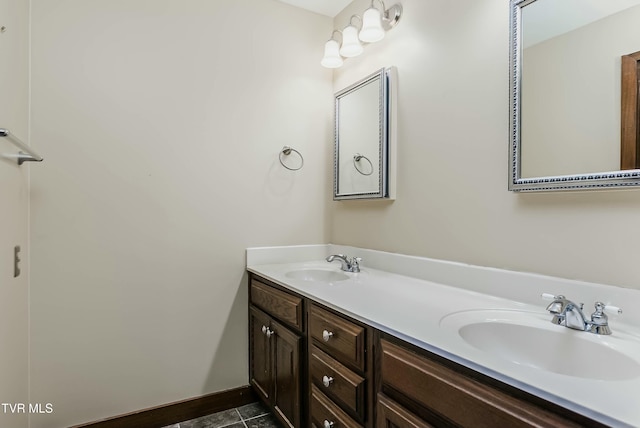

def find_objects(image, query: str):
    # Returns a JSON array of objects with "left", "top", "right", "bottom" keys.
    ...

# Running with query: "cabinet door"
[
  {"left": 249, "top": 306, "right": 272, "bottom": 402},
  {"left": 271, "top": 319, "right": 301, "bottom": 428}
]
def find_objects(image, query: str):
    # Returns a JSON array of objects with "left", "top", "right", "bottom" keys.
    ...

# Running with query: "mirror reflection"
[
  {"left": 337, "top": 77, "right": 380, "bottom": 195},
  {"left": 521, "top": 0, "right": 640, "bottom": 178}
]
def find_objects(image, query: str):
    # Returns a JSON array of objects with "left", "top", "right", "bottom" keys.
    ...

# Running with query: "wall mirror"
[
  {"left": 509, "top": 0, "right": 640, "bottom": 191},
  {"left": 334, "top": 67, "right": 397, "bottom": 200}
]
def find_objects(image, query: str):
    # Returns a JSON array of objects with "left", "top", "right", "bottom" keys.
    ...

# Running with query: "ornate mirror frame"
[
  {"left": 333, "top": 67, "right": 397, "bottom": 200},
  {"left": 509, "top": 0, "right": 640, "bottom": 192}
]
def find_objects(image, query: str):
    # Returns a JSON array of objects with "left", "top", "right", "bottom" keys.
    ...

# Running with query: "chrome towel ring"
[
  {"left": 353, "top": 153, "right": 373, "bottom": 176},
  {"left": 279, "top": 146, "right": 304, "bottom": 171}
]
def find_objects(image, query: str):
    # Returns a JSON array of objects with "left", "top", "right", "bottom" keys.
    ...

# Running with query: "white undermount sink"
[
  {"left": 439, "top": 309, "right": 640, "bottom": 381},
  {"left": 284, "top": 268, "right": 349, "bottom": 283}
]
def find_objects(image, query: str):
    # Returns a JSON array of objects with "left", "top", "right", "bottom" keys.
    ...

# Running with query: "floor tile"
[
  {"left": 244, "top": 414, "right": 282, "bottom": 428},
  {"left": 237, "top": 402, "right": 269, "bottom": 419},
  {"left": 179, "top": 409, "right": 242, "bottom": 428}
]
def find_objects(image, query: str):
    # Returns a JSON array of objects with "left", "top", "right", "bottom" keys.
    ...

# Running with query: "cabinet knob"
[
  {"left": 323, "top": 420, "right": 335, "bottom": 428},
  {"left": 322, "top": 375, "right": 334, "bottom": 388},
  {"left": 322, "top": 330, "right": 334, "bottom": 342},
  {"left": 261, "top": 325, "right": 267, "bottom": 335},
  {"left": 265, "top": 328, "right": 275, "bottom": 338}
]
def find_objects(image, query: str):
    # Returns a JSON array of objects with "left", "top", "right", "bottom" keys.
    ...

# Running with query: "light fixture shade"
[
  {"left": 339, "top": 25, "right": 363, "bottom": 57},
  {"left": 321, "top": 39, "right": 343, "bottom": 68},
  {"left": 359, "top": 7, "right": 385, "bottom": 43}
]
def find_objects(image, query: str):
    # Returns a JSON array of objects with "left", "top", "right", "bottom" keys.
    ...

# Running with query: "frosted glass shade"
[
  {"left": 359, "top": 7, "right": 385, "bottom": 43},
  {"left": 339, "top": 25, "right": 363, "bottom": 57},
  {"left": 321, "top": 39, "right": 343, "bottom": 68}
]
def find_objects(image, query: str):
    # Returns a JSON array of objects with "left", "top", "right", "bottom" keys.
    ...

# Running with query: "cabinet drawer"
[
  {"left": 310, "top": 346, "right": 365, "bottom": 422},
  {"left": 311, "top": 384, "right": 362, "bottom": 428},
  {"left": 250, "top": 279, "right": 303, "bottom": 331},
  {"left": 377, "top": 393, "right": 434, "bottom": 428},
  {"left": 309, "top": 304, "right": 365, "bottom": 371},
  {"left": 379, "top": 339, "right": 581, "bottom": 428}
]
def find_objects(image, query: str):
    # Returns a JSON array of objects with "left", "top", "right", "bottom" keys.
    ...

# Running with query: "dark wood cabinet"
[
  {"left": 310, "top": 346, "right": 366, "bottom": 422},
  {"left": 311, "top": 384, "right": 362, "bottom": 428},
  {"left": 376, "top": 335, "right": 604, "bottom": 428},
  {"left": 307, "top": 302, "right": 371, "bottom": 427},
  {"left": 376, "top": 394, "right": 434, "bottom": 428},
  {"left": 248, "top": 272, "right": 607, "bottom": 428},
  {"left": 272, "top": 318, "right": 301, "bottom": 427},
  {"left": 249, "top": 306, "right": 272, "bottom": 402},
  {"left": 249, "top": 279, "right": 303, "bottom": 428}
]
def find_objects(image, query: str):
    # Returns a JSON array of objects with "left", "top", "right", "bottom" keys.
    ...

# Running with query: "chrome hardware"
[
  {"left": 266, "top": 328, "right": 275, "bottom": 338},
  {"left": 590, "top": 302, "right": 611, "bottom": 335},
  {"left": 353, "top": 153, "right": 373, "bottom": 176},
  {"left": 279, "top": 146, "right": 304, "bottom": 171},
  {"left": 542, "top": 293, "right": 622, "bottom": 335},
  {"left": 326, "top": 254, "right": 362, "bottom": 272},
  {"left": 261, "top": 325, "right": 267, "bottom": 335},
  {"left": 322, "top": 375, "right": 334, "bottom": 388},
  {"left": 322, "top": 330, "right": 334, "bottom": 342},
  {"left": 0, "top": 128, "right": 44, "bottom": 165},
  {"left": 323, "top": 420, "right": 335, "bottom": 428}
]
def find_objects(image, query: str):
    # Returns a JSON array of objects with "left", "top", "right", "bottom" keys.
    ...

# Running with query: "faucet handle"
[
  {"left": 590, "top": 302, "right": 622, "bottom": 319},
  {"left": 590, "top": 302, "right": 617, "bottom": 335},
  {"left": 596, "top": 302, "right": 622, "bottom": 315},
  {"left": 591, "top": 302, "right": 607, "bottom": 324},
  {"left": 541, "top": 293, "right": 566, "bottom": 314}
]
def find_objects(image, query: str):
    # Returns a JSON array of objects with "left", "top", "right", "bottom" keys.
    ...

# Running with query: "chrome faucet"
[
  {"left": 546, "top": 295, "right": 589, "bottom": 331},
  {"left": 326, "top": 254, "right": 361, "bottom": 273},
  {"left": 543, "top": 294, "right": 622, "bottom": 335}
]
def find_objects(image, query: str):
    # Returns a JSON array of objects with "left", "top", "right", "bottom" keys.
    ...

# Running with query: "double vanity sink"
[
  {"left": 247, "top": 245, "right": 640, "bottom": 427},
  {"left": 284, "top": 264, "right": 640, "bottom": 382}
]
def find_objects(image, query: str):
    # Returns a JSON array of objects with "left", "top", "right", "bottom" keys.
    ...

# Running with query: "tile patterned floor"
[{"left": 162, "top": 402, "right": 282, "bottom": 428}]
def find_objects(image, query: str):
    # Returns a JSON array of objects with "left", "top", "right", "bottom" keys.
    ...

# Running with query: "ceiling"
[{"left": 275, "top": 0, "right": 353, "bottom": 17}]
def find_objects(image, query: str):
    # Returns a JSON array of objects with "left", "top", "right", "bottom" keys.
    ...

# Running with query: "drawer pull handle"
[
  {"left": 261, "top": 325, "right": 267, "bottom": 335},
  {"left": 265, "top": 328, "right": 275, "bottom": 338},
  {"left": 322, "top": 375, "right": 334, "bottom": 388},
  {"left": 322, "top": 330, "right": 334, "bottom": 342},
  {"left": 323, "top": 420, "right": 335, "bottom": 428}
]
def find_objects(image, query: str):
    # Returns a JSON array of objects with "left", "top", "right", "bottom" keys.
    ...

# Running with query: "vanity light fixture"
[
  {"left": 321, "top": 31, "right": 344, "bottom": 68},
  {"left": 321, "top": 1, "right": 402, "bottom": 68},
  {"left": 360, "top": 1, "right": 386, "bottom": 42},
  {"left": 340, "top": 16, "right": 364, "bottom": 58}
]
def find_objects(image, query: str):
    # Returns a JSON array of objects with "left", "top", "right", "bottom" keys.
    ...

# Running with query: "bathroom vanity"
[
  {"left": 249, "top": 273, "right": 598, "bottom": 428},
  {"left": 246, "top": 245, "right": 640, "bottom": 427}
]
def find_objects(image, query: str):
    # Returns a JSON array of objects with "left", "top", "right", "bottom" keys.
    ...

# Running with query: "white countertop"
[{"left": 247, "top": 245, "right": 640, "bottom": 428}]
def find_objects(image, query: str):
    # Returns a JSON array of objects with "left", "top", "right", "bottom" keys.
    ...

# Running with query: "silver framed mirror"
[
  {"left": 334, "top": 67, "right": 397, "bottom": 200},
  {"left": 509, "top": 0, "right": 640, "bottom": 192}
]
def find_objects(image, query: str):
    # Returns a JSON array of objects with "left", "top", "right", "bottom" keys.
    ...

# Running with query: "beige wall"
[
  {"left": 0, "top": 0, "right": 30, "bottom": 426},
  {"left": 331, "top": 0, "right": 640, "bottom": 289},
  {"left": 17, "top": 0, "right": 640, "bottom": 426},
  {"left": 29, "top": 1, "right": 332, "bottom": 426},
  {"left": 521, "top": 5, "right": 640, "bottom": 177}
]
